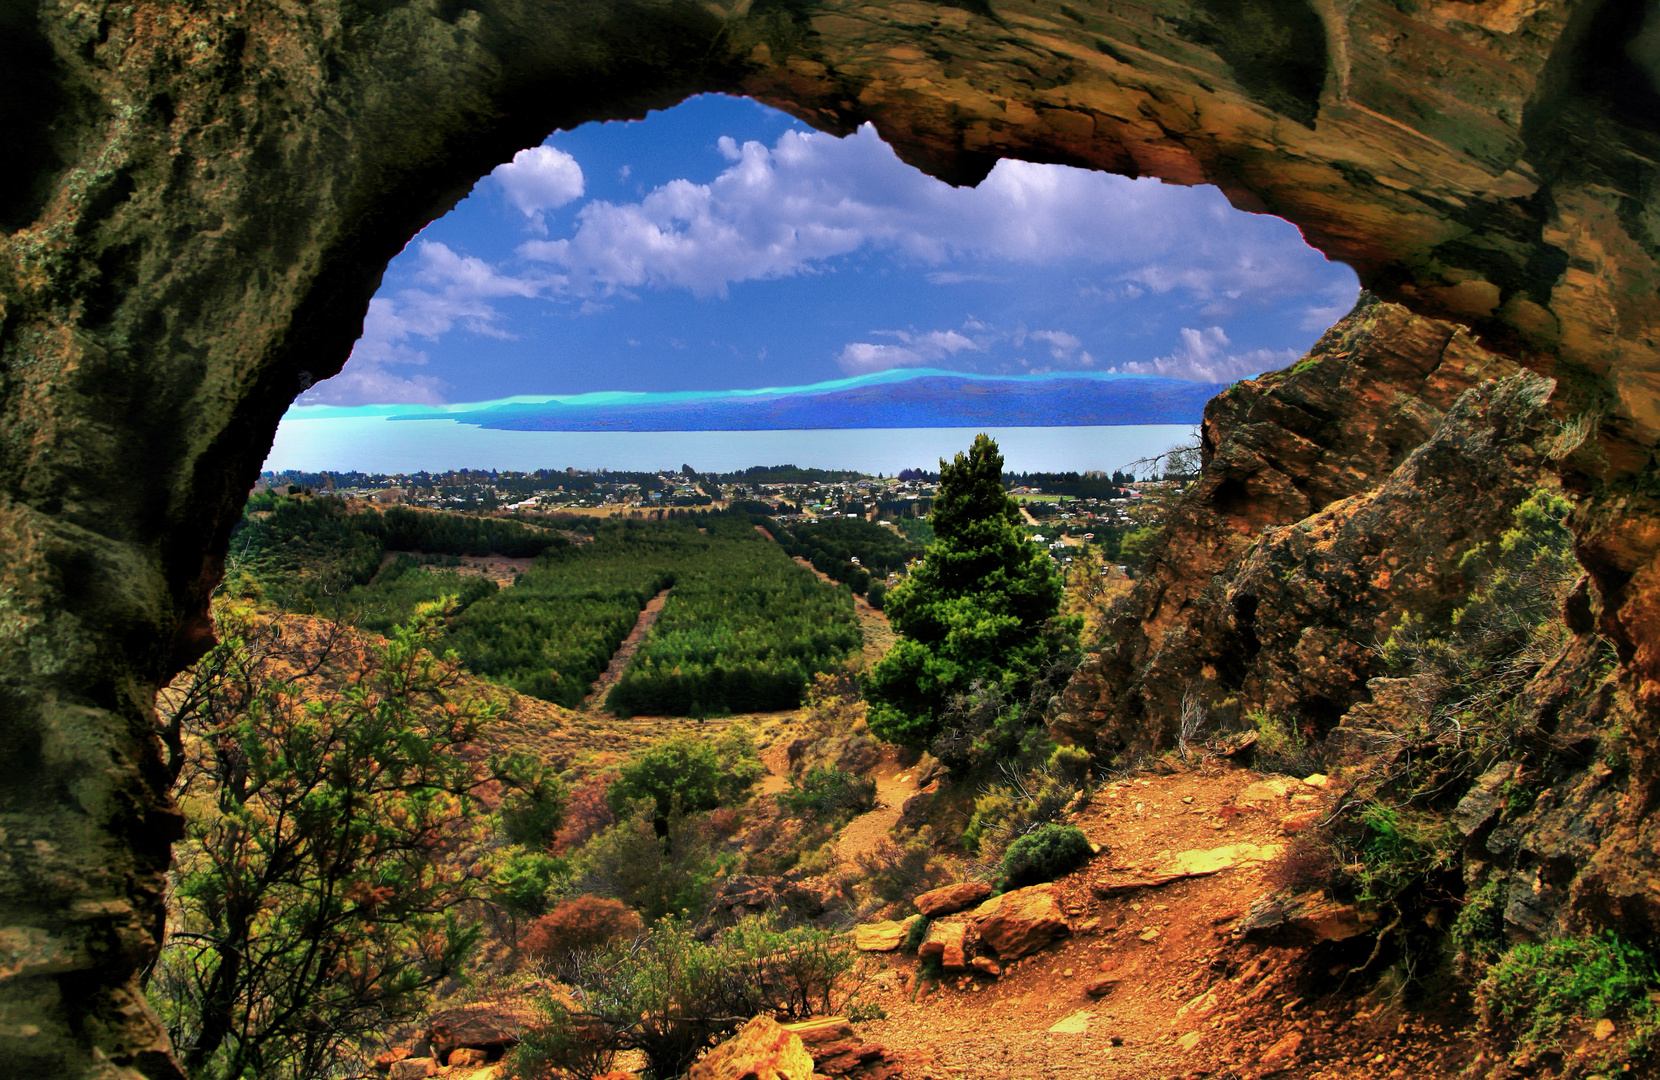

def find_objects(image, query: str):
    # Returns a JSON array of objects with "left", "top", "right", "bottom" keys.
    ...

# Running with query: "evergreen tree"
[{"left": 864, "top": 434, "right": 1065, "bottom": 747}]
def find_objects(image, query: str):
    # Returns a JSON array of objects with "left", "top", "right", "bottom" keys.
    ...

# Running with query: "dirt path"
[
  {"left": 833, "top": 750, "right": 921, "bottom": 861},
  {"left": 854, "top": 763, "right": 1466, "bottom": 1080},
  {"left": 1019, "top": 505, "right": 1040, "bottom": 527},
  {"left": 582, "top": 588, "right": 671, "bottom": 710},
  {"left": 789, "top": 556, "right": 894, "bottom": 670}
]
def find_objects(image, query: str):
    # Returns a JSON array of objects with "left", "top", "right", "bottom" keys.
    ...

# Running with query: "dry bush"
[
  {"left": 554, "top": 780, "right": 615, "bottom": 853},
  {"left": 855, "top": 836, "right": 948, "bottom": 904},
  {"left": 520, "top": 896, "right": 644, "bottom": 972},
  {"left": 1264, "top": 832, "right": 1341, "bottom": 892}
]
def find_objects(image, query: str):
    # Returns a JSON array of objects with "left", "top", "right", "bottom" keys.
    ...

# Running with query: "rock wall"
[
  {"left": 3, "top": 2, "right": 1660, "bottom": 1076},
  {"left": 1056, "top": 295, "right": 1536, "bottom": 755}
]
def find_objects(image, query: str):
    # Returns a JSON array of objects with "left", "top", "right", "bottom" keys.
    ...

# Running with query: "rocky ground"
[{"left": 854, "top": 761, "right": 1478, "bottom": 1080}]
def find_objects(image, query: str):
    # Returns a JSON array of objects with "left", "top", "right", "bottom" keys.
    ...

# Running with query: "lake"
[{"left": 264, "top": 416, "right": 1198, "bottom": 475}]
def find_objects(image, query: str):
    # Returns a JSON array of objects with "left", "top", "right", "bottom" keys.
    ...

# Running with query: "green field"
[{"left": 235, "top": 497, "right": 861, "bottom": 715}]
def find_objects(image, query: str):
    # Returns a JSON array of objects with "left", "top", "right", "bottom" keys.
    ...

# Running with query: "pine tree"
[{"left": 864, "top": 434, "right": 1065, "bottom": 747}]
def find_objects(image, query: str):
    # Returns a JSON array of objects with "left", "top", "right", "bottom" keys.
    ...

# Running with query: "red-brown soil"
[{"left": 859, "top": 763, "right": 1472, "bottom": 1080}]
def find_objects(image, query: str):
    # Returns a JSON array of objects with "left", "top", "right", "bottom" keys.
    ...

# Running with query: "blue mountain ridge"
[{"left": 325, "top": 369, "right": 1222, "bottom": 431}]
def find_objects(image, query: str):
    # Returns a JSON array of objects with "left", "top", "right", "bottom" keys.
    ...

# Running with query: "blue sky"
[{"left": 303, "top": 95, "right": 1359, "bottom": 407}]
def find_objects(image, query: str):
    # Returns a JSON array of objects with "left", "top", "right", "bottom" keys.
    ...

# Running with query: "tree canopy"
[{"left": 863, "top": 435, "right": 1066, "bottom": 747}]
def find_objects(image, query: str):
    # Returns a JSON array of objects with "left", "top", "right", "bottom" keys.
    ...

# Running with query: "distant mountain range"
[{"left": 290, "top": 369, "right": 1223, "bottom": 430}]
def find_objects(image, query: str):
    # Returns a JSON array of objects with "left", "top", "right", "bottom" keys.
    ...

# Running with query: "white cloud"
[
  {"left": 1030, "top": 329, "right": 1093, "bottom": 365},
  {"left": 1111, "top": 326, "right": 1297, "bottom": 384},
  {"left": 491, "top": 146, "right": 585, "bottom": 233},
  {"left": 837, "top": 323, "right": 988, "bottom": 375},
  {"left": 302, "top": 242, "right": 547, "bottom": 405},
  {"left": 515, "top": 123, "right": 1339, "bottom": 306}
]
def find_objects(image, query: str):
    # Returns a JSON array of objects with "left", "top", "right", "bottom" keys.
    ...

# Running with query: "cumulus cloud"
[
  {"left": 1112, "top": 326, "right": 1297, "bottom": 384},
  {"left": 1029, "top": 329, "right": 1093, "bottom": 366},
  {"left": 837, "top": 325, "right": 987, "bottom": 375},
  {"left": 516, "top": 123, "right": 1338, "bottom": 305},
  {"left": 301, "top": 242, "right": 547, "bottom": 405},
  {"left": 491, "top": 146, "right": 585, "bottom": 232}
]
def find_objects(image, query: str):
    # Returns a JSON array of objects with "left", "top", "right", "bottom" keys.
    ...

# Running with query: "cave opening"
[{"left": 276, "top": 92, "right": 1359, "bottom": 476}]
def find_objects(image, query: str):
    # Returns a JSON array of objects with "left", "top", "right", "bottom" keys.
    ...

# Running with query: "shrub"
[
  {"left": 961, "top": 752, "right": 1081, "bottom": 856},
  {"left": 856, "top": 837, "right": 947, "bottom": 904},
  {"left": 866, "top": 580, "right": 886, "bottom": 609},
  {"left": 570, "top": 805, "right": 730, "bottom": 923},
  {"left": 608, "top": 728, "right": 764, "bottom": 823},
  {"left": 507, "top": 915, "right": 867, "bottom": 1080},
  {"left": 1047, "top": 744, "right": 1093, "bottom": 786},
  {"left": 1263, "top": 833, "right": 1339, "bottom": 893},
  {"left": 489, "top": 849, "right": 569, "bottom": 918},
  {"left": 1350, "top": 803, "right": 1457, "bottom": 904},
  {"left": 499, "top": 772, "right": 570, "bottom": 849},
  {"left": 1002, "top": 823, "right": 1093, "bottom": 888},
  {"left": 781, "top": 766, "right": 877, "bottom": 819},
  {"left": 1247, "top": 708, "right": 1319, "bottom": 776},
  {"left": 1450, "top": 878, "right": 1509, "bottom": 965},
  {"left": 1478, "top": 931, "right": 1660, "bottom": 1051},
  {"left": 555, "top": 780, "right": 616, "bottom": 853},
  {"left": 520, "top": 896, "right": 645, "bottom": 973}
]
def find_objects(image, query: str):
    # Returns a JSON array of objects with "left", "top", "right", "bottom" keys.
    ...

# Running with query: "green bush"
[
  {"left": 781, "top": 766, "right": 877, "bottom": 819},
  {"left": 1002, "top": 823, "right": 1093, "bottom": 888},
  {"left": 1351, "top": 802, "right": 1457, "bottom": 905},
  {"left": 568, "top": 806, "right": 730, "bottom": 924},
  {"left": 488, "top": 849, "right": 570, "bottom": 918},
  {"left": 608, "top": 728, "right": 763, "bottom": 823},
  {"left": 498, "top": 772, "right": 571, "bottom": 849},
  {"left": 1479, "top": 931, "right": 1660, "bottom": 1051},
  {"left": 866, "top": 580, "right": 886, "bottom": 610}
]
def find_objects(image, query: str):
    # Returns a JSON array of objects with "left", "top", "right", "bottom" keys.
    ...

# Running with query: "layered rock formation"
[
  {"left": 1056, "top": 292, "right": 1645, "bottom": 949},
  {"left": 1057, "top": 294, "right": 1537, "bottom": 755},
  {"left": 4, "top": 3, "right": 1660, "bottom": 1076}
]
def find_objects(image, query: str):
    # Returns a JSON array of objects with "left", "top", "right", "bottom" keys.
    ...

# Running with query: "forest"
[
  {"left": 233, "top": 496, "right": 862, "bottom": 714},
  {"left": 448, "top": 516, "right": 860, "bottom": 713}
]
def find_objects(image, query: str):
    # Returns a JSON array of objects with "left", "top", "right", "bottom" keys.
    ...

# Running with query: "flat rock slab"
[
  {"left": 1047, "top": 1009, "right": 1093, "bottom": 1034},
  {"left": 1091, "top": 842, "right": 1283, "bottom": 895},
  {"left": 853, "top": 917, "right": 917, "bottom": 952}
]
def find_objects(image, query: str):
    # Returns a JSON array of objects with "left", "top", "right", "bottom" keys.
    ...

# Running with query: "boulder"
[
  {"left": 1280, "top": 810, "right": 1321, "bottom": 835},
  {"left": 914, "top": 881, "right": 993, "bottom": 918},
  {"left": 1085, "top": 974, "right": 1121, "bottom": 997},
  {"left": 971, "top": 886, "right": 1069, "bottom": 960},
  {"left": 1257, "top": 1030, "right": 1304, "bottom": 1072},
  {"left": 1452, "top": 762, "right": 1519, "bottom": 836},
  {"left": 780, "top": 1017, "right": 854, "bottom": 1048},
  {"left": 782, "top": 1018, "right": 902, "bottom": 1080},
  {"left": 388, "top": 1059, "right": 437, "bottom": 1080},
  {"left": 447, "top": 1047, "right": 488, "bottom": 1067},
  {"left": 1236, "top": 778, "right": 1299, "bottom": 805},
  {"left": 424, "top": 1000, "right": 538, "bottom": 1061},
  {"left": 970, "top": 956, "right": 1001, "bottom": 976},
  {"left": 917, "top": 921, "right": 971, "bottom": 969},
  {"left": 687, "top": 1016, "right": 813, "bottom": 1080}
]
